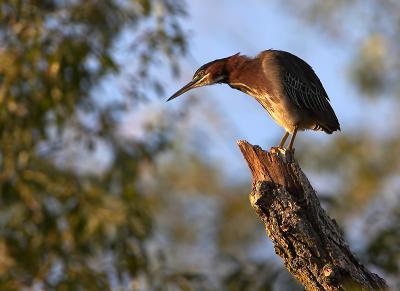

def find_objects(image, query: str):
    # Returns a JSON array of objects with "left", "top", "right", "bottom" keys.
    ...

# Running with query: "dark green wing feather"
[{"left": 272, "top": 50, "right": 340, "bottom": 132}]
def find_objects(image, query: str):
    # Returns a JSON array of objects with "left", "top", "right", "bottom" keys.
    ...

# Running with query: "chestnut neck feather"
[
  {"left": 222, "top": 55, "right": 267, "bottom": 96},
  {"left": 224, "top": 54, "right": 251, "bottom": 83}
]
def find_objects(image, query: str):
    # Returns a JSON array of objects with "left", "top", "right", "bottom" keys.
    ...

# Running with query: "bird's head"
[{"left": 167, "top": 54, "right": 239, "bottom": 101}]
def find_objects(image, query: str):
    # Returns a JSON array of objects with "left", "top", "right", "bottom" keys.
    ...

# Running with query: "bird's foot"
[{"left": 271, "top": 146, "right": 295, "bottom": 158}]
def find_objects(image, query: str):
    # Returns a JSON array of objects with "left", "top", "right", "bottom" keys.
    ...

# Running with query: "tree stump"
[{"left": 237, "top": 140, "right": 388, "bottom": 291}]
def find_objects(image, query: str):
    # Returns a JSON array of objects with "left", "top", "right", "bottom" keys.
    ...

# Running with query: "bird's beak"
[{"left": 167, "top": 75, "right": 206, "bottom": 102}]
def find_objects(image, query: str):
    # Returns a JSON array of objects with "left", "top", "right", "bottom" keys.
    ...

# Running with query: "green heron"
[{"left": 168, "top": 50, "right": 340, "bottom": 150}]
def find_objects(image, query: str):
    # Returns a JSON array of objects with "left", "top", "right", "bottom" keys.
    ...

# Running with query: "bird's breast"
[
  {"left": 253, "top": 92, "right": 301, "bottom": 133},
  {"left": 229, "top": 81, "right": 300, "bottom": 132}
]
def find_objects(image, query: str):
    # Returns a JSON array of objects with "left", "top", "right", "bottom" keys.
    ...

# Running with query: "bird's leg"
[
  {"left": 279, "top": 131, "right": 290, "bottom": 148},
  {"left": 288, "top": 126, "right": 298, "bottom": 150}
]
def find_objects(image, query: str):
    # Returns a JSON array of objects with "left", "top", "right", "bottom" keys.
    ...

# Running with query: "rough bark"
[{"left": 237, "top": 140, "right": 388, "bottom": 291}]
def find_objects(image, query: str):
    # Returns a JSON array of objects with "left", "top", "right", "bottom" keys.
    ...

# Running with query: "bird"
[{"left": 167, "top": 49, "right": 340, "bottom": 150}]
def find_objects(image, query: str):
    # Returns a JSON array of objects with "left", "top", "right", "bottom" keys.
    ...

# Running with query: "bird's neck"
[
  {"left": 224, "top": 55, "right": 260, "bottom": 95},
  {"left": 225, "top": 55, "right": 250, "bottom": 80}
]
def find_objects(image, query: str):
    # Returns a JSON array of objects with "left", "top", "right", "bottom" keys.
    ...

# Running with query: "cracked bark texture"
[{"left": 237, "top": 140, "right": 388, "bottom": 291}]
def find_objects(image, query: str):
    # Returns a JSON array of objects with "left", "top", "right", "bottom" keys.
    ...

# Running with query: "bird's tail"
[
  {"left": 314, "top": 103, "right": 340, "bottom": 134},
  {"left": 315, "top": 116, "right": 340, "bottom": 134},
  {"left": 314, "top": 123, "right": 340, "bottom": 134}
]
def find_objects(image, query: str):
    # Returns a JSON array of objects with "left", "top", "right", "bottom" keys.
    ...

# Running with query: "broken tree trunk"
[{"left": 237, "top": 140, "right": 388, "bottom": 291}]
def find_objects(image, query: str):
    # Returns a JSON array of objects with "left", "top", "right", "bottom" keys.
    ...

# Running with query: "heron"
[{"left": 168, "top": 50, "right": 340, "bottom": 150}]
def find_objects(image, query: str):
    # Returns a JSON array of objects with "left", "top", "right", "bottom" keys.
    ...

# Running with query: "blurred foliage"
[
  {"left": 299, "top": 133, "right": 400, "bottom": 219},
  {"left": 140, "top": 146, "right": 276, "bottom": 289},
  {"left": 365, "top": 207, "right": 400, "bottom": 276},
  {"left": 0, "top": 0, "right": 188, "bottom": 289},
  {"left": 150, "top": 148, "right": 262, "bottom": 253},
  {"left": 351, "top": 34, "right": 387, "bottom": 97}
]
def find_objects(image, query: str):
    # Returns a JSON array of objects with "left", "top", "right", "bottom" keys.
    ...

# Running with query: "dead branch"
[{"left": 238, "top": 140, "right": 387, "bottom": 291}]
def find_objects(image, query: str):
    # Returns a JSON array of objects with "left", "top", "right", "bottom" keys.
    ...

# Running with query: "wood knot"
[
  {"left": 321, "top": 264, "right": 342, "bottom": 286},
  {"left": 323, "top": 264, "right": 334, "bottom": 277},
  {"left": 251, "top": 181, "right": 280, "bottom": 210}
]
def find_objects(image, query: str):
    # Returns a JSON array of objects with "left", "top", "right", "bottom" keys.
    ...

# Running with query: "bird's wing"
[
  {"left": 268, "top": 50, "right": 340, "bottom": 131},
  {"left": 258, "top": 49, "right": 332, "bottom": 113},
  {"left": 276, "top": 52, "right": 331, "bottom": 112},
  {"left": 282, "top": 70, "right": 331, "bottom": 113}
]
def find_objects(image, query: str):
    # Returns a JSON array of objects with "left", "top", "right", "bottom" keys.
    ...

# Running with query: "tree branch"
[{"left": 237, "top": 140, "right": 388, "bottom": 291}]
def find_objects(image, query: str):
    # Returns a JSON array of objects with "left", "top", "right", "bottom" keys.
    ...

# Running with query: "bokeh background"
[{"left": 1, "top": 0, "right": 399, "bottom": 290}]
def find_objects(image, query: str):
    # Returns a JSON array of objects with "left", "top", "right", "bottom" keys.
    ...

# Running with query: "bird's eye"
[{"left": 194, "top": 70, "right": 205, "bottom": 79}]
